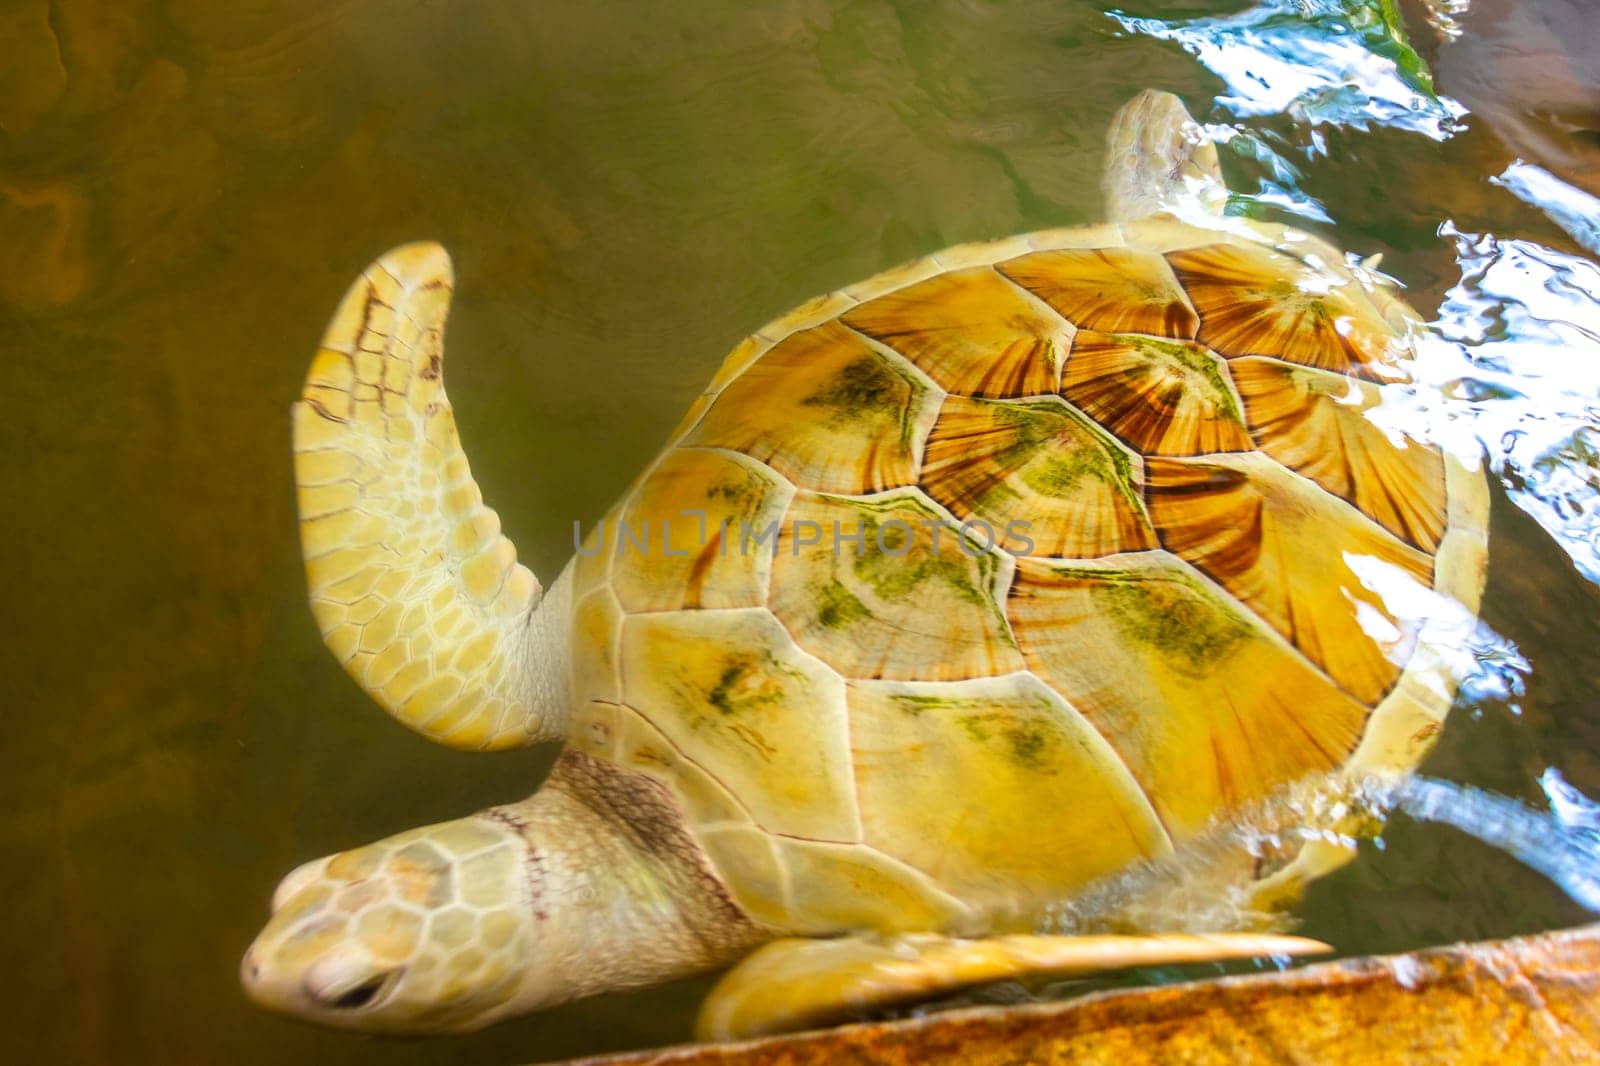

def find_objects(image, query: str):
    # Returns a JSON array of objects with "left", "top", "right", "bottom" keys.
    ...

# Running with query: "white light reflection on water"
[
  {"left": 1390, "top": 774, "right": 1600, "bottom": 912},
  {"left": 1493, "top": 161, "right": 1600, "bottom": 256},
  {"left": 1204, "top": 121, "right": 1336, "bottom": 225},
  {"left": 1414, "top": 0, "right": 1471, "bottom": 42},
  {"left": 1109, "top": 0, "right": 1465, "bottom": 137},
  {"left": 1544, "top": 767, "right": 1600, "bottom": 833},
  {"left": 1110, "top": 0, "right": 1463, "bottom": 228},
  {"left": 1371, "top": 228, "right": 1600, "bottom": 584},
  {"left": 1342, "top": 553, "right": 1525, "bottom": 708}
]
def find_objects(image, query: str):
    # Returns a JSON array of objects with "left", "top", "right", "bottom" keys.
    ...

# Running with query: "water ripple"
[
  {"left": 1372, "top": 226, "right": 1600, "bottom": 583},
  {"left": 1109, "top": 0, "right": 1465, "bottom": 138}
]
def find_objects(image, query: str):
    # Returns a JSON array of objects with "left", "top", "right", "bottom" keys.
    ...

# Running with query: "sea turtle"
[{"left": 242, "top": 91, "right": 1487, "bottom": 1041}]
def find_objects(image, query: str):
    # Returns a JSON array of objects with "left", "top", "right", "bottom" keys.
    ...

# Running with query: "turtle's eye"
[
  {"left": 314, "top": 970, "right": 398, "bottom": 1011},
  {"left": 332, "top": 977, "right": 385, "bottom": 1009}
]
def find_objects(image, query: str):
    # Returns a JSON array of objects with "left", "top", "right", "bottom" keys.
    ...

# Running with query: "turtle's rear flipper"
[
  {"left": 1103, "top": 90, "right": 1227, "bottom": 222},
  {"left": 695, "top": 931, "right": 1330, "bottom": 1041},
  {"left": 294, "top": 243, "right": 569, "bottom": 750}
]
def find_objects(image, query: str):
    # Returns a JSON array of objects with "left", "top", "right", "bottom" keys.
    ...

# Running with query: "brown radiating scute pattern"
[
  {"left": 1061, "top": 332, "right": 1254, "bottom": 457},
  {"left": 1230, "top": 357, "right": 1447, "bottom": 552},
  {"left": 1143, "top": 452, "right": 1435, "bottom": 705},
  {"left": 1166, "top": 243, "right": 1407, "bottom": 380},
  {"left": 686, "top": 320, "right": 939, "bottom": 494},
  {"left": 998, "top": 247, "right": 1199, "bottom": 338},
  {"left": 1006, "top": 554, "right": 1371, "bottom": 835},
  {"left": 841, "top": 266, "right": 1071, "bottom": 398},
  {"left": 920, "top": 394, "right": 1155, "bottom": 558}
]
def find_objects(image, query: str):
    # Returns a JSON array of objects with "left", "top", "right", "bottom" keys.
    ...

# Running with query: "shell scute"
[
  {"left": 1061, "top": 332, "right": 1253, "bottom": 457},
  {"left": 920, "top": 394, "right": 1155, "bottom": 557},
  {"left": 698, "top": 825, "right": 792, "bottom": 928},
  {"left": 1008, "top": 553, "right": 1372, "bottom": 835},
  {"left": 842, "top": 267, "right": 1071, "bottom": 398},
  {"left": 618, "top": 609, "right": 860, "bottom": 842},
  {"left": 686, "top": 321, "right": 938, "bottom": 494},
  {"left": 769, "top": 490, "right": 1023, "bottom": 682},
  {"left": 847, "top": 674, "right": 1171, "bottom": 915},
  {"left": 1143, "top": 451, "right": 1435, "bottom": 704},
  {"left": 1230, "top": 356, "right": 1446, "bottom": 552},
  {"left": 612, "top": 448, "right": 794, "bottom": 613},
  {"left": 768, "top": 840, "right": 968, "bottom": 934},
  {"left": 998, "top": 246, "right": 1198, "bottom": 338},
  {"left": 569, "top": 588, "right": 623, "bottom": 703},
  {"left": 1166, "top": 242, "right": 1407, "bottom": 380}
]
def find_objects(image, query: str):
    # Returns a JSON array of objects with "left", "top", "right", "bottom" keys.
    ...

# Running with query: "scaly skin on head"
[{"left": 242, "top": 752, "right": 766, "bottom": 1033}]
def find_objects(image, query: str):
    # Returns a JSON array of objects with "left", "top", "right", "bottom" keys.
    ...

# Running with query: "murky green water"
[{"left": 4, "top": 1, "right": 1599, "bottom": 1062}]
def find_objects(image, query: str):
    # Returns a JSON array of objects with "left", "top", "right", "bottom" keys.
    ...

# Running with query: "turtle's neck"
[{"left": 489, "top": 750, "right": 767, "bottom": 1015}]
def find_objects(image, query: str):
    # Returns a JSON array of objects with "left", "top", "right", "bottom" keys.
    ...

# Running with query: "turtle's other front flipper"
[
  {"left": 695, "top": 931, "right": 1329, "bottom": 1040},
  {"left": 294, "top": 243, "right": 570, "bottom": 750}
]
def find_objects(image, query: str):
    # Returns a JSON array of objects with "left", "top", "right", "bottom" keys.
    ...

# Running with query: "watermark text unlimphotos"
[{"left": 575, "top": 512, "right": 1034, "bottom": 558}]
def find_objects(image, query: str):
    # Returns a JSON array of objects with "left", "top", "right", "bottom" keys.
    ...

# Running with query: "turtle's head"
[{"left": 241, "top": 813, "right": 538, "bottom": 1033}]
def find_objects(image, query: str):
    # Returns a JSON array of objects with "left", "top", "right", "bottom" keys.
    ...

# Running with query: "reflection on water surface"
[
  {"left": 1112, "top": 0, "right": 1461, "bottom": 137},
  {"left": 3, "top": 0, "right": 1599, "bottom": 1062},
  {"left": 1400, "top": 224, "right": 1600, "bottom": 583}
]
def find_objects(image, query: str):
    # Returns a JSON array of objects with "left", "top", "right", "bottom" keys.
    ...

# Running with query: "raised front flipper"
[
  {"left": 293, "top": 243, "right": 570, "bottom": 750},
  {"left": 696, "top": 931, "right": 1329, "bottom": 1040}
]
